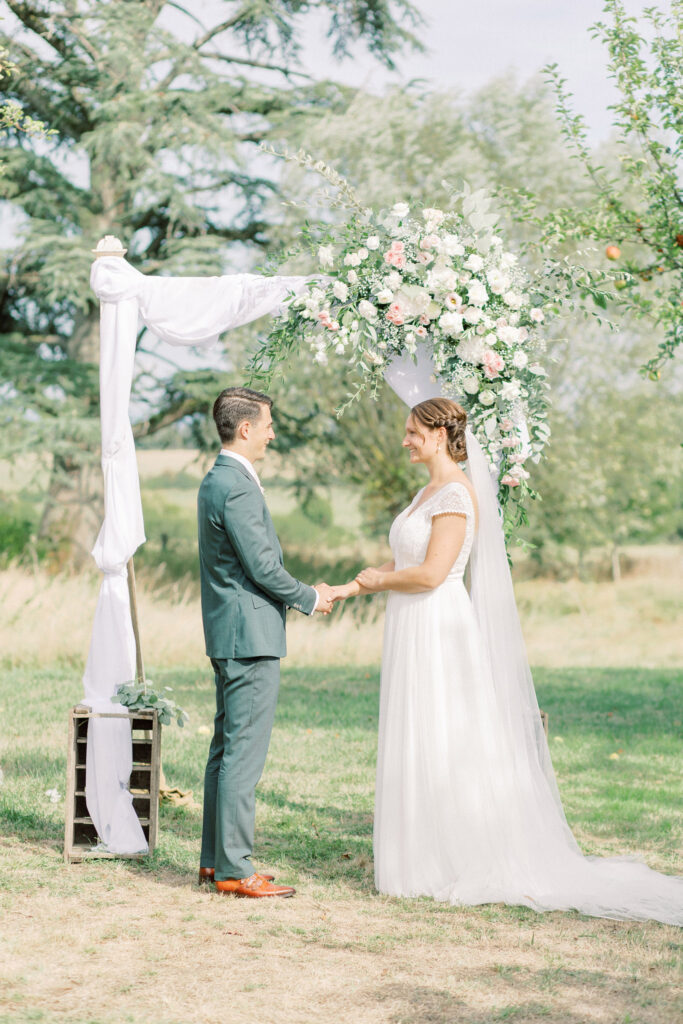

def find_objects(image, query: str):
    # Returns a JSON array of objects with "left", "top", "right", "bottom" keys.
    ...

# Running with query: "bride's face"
[{"left": 403, "top": 415, "right": 438, "bottom": 463}]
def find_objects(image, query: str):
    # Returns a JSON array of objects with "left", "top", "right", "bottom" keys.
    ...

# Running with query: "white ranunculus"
[
  {"left": 376, "top": 288, "right": 394, "bottom": 304},
  {"left": 366, "top": 235, "right": 380, "bottom": 250},
  {"left": 333, "top": 281, "right": 349, "bottom": 301},
  {"left": 391, "top": 202, "right": 410, "bottom": 218},
  {"left": 347, "top": 270, "right": 359, "bottom": 284},
  {"left": 438, "top": 311, "right": 465, "bottom": 337},
  {"left": 318, "top": 246, "right": 334, "bottom": 269},
  {"left": 486, "top": 268, "right": 509, "bottom": 295},
  {"left": 512, "top": 350, "right": 528, "bottom": 369},
  {"left": 503, "top": 290, "right": 523, "bottom": 309},
  {"left": 478, "top": 389, "right": 496, "bottom": 406},
  {"left": 464, "top": 253, "right": 485, "bottom": 272},
  {"left": 467, "top": 280, "right": 488, "bottom": 307},
  {"left": 463, "top": 306, "right": 482, "bottom": 324},
  {"left": 455, "top": 336, "right": 486, "bottom": 364},
  {"left": 462, "top": 375, "right": 480, "bottom": 394},
  {"left": 358, "top": 300, "right": 378, "bottom": 319}
]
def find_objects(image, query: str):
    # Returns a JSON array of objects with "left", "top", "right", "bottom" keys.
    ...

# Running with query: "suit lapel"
[{"left": 215, "top": 454, "right": 284, "bottom": 566}]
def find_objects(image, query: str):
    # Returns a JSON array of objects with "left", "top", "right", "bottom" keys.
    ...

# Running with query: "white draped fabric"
[{"left": 85, "top": 257, "right": 308, "bottom": 853}]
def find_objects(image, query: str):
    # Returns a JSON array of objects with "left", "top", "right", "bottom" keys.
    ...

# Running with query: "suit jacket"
[{"left": 197, "top": 454, "right": 317, "bottom": 659}]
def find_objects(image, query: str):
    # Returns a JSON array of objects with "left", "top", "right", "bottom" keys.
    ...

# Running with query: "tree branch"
[{"left": 132, "top": 397, "right": 205, "bottom": 440}]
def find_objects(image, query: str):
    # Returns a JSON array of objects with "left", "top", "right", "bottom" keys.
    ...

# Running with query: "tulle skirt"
[{"left": 374, "top": 580, "right": 683, "bottom": 924}]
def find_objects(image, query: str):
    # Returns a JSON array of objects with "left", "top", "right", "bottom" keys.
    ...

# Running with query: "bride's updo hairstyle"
[{"left": 411, "top": 398, "right": 468, "bottom": 464}]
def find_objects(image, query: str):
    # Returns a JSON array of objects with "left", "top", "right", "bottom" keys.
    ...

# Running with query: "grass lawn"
[{"left": 0, "top": 662, "right": 681, "bottom": 1024}]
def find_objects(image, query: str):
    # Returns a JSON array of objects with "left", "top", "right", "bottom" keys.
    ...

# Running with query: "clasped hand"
[{"left": 313, "top": 567, "right": 383, "bottom": 613}]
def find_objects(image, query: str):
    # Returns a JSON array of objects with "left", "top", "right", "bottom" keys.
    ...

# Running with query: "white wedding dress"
[{"left": 374, "top": 480, "right": 683, "bottom": 924}]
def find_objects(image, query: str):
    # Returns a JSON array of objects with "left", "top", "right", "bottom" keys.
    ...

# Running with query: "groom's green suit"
[{"left": 198, "top": 453, "right": 317, "bottom": 880}]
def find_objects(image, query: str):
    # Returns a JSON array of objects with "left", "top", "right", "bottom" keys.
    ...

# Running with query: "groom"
[{"left": 197, "top": 386, "right": 334, "bottom": 898}]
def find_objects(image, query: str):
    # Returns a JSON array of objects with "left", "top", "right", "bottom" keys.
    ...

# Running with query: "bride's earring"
[{"left": 436, "top": 443, "right": 441, "bottom": 453}]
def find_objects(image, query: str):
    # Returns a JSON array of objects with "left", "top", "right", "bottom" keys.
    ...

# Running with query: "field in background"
[{"left": 1, "top": 449, "right": 681, "bottom": 671}]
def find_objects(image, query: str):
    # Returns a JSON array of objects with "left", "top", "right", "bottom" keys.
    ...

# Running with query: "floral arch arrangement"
[{"left": 252, "top": 158, "right": 611, "bottom": 536}]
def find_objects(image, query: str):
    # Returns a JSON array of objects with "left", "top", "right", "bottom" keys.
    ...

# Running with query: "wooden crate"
[{"left": 64, "top": 705, "right": 161, "bottom": 863}]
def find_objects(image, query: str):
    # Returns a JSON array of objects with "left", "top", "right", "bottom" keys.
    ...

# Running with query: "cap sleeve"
[{"left": 430, "top": 482, "right": 473, "bottom": 520}]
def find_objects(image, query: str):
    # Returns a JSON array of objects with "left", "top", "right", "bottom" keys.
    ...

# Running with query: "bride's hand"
[
  {"left": 330, "top": 581, "right": 360, "bottom": 601},
  {"left": 356, "top": 567, "right": 385, "bottom": 592}
]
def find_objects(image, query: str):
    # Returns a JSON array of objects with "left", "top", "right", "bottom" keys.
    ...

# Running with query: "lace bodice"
[{"left": 388, "top": 481, "right": 475, "bottom": 582}]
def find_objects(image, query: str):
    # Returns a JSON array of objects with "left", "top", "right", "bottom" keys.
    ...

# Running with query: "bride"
[{"left": 332, "top": 396, "right": 682, "bottom": 924}]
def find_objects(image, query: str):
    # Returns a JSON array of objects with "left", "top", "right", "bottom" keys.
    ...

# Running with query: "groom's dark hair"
[{"left": 213, "top": 386, "right": 273, "bottom": 444}]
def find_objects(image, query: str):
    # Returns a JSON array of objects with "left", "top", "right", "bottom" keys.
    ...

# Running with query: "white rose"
[
  {"left": 391, "top": 202, "right": 410, "bottom": 218},
  {"left": 385, "top": 271, "right": 402, "bottom": 290},
  {"left": 455, "top": 337, "right": 486, "bottom": 364},
  {"left": 500, "top": 251, "right": 517, "bottom": 268},
  {"left": 479, "top": 389, "right": 496, "bottom": 406},
  {"left": 357, "top": 247, "right": 368, "bottom": 261},
  {"left": 318, "top": 246, "right": 334, "bottom": 269},
  {"left": 497, "top": 325, "right": 520, "bottom": 347},
  {"left": 467, "top": 280, "right": 488, "bottom": 307},
  {"left": 376, "top": 288, "right": 394, "bottom": 304},
  {"left": 530, "top": 308, "right": 545, "bottom": 323},
  {"left": 394, "top": 284, "right": 431, "bottom": 318},
  {"left": 503, "top": 290, "right": 523, "bottom": 309},
  {"left": 344, "top": 252, "right": 361, "bottom": 267},
  {"left": 333, "top": 281, "right": 349, "bottom": 301},
  {"left": 367, "top": 349, "right": 385, "bottom": 365},
  {"left": 366, "top": 235, "right": 380, "bottom": 250},
  {"left": 486, "top": 268, "right": 509, "bottom": 295},
  {"left": 512, "top": 350, "right": 528, "bottom": 369},
  {"left": 427, "top": 258, "right": 459, "bottom": 293},
  {"left": 358, "top": 300, "right": 378, "bottom": 319},
  {"left": 464, "top": 253, "right": 485, "bottom": 272},
  {"left": 438, "top": 311, "right": 464, "bottom": 336},
  {"left": 462, "top": 375, "right": 480, "bottom": 394},
  {"left": 438, "top": 233, "right": 465, "bottom": 257},
  {"left": 463, "top": 306, "right": 482, "bottom": 324},
  {"left": 334, "top": 342, "right": 346, "bottom": 354},
  {"left": 347, "top": 270, "right": 359, "bottom": 284},
  {"left": 500, "top": 380, "right": 522, "bottom": 402},
  {"left": 422, "top": 207, "right": 445, "bottom": 227}
]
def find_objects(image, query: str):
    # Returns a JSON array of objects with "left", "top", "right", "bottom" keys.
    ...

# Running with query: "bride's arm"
[
  {"left": 331, "top": 560, "right": 395, "bottom": 600},
  {"left": 356, "top": 515, "right": 466, "bottom": 594}
]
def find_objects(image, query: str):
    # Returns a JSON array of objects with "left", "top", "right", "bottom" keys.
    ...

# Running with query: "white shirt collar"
[{"left": 220, "top": 449, "right": 264, "bottom": 494}]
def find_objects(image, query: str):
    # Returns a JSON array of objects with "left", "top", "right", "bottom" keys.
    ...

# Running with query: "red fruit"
[
  {"left": 606, "top": 245, "right": 621, "bottom": 260},
  {"left": 676, "top": 233, "right": 683, "bottom": 247}
]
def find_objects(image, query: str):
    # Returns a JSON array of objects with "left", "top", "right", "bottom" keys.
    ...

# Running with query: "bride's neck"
[{"left": 425, "top": 454, "right": 464, "bottom": 486}]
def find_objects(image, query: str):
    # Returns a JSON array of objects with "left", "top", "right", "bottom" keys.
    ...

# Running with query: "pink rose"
[
  {"left": 501, "top": 437, "right": 518, "bottom": 448},
  {"left": 501, "top": 474, "right": 520, "bottom": 487},
  {"left": 417, "top": 251, "right": 432, "bottom": 264},
  {"left": 419, "top": 313, "right": 430, "bottom": 325},
  {"left": 483, "top": 349, "right": 505, "bottom": 379},
  {"left": 415, "top": 325, "right": 428, "bottom": 338},
  {"left": 420, "top": 234, "right": 440, "bottom": 250},
  {"left": 500, "top": 418, "right": 514, "bottom": 431},
  {"left": 384, "top": 249, "right": 407, "bottom": 269},
  {"left": 386, "top": 303, "right": 405, "bottom": 326}
]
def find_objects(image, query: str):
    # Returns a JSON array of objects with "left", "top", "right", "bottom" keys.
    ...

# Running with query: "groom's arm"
[{"left": 222, "top": 476, "right": 318, "bottom": 614}]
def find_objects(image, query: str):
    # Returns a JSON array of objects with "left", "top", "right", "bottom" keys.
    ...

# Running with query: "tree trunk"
[{"left": 39, "top": 312, "right": 103, "bottom": 570}]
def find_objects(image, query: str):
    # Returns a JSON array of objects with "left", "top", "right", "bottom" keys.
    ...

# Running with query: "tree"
[
  {"left": 0, "top": 0, "right": 421, "bottom": 564},
  {"left": 505, "top": 0, "right": 683, "bottom": 378}
]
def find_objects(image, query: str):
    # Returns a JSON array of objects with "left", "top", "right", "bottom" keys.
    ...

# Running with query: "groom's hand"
[{"left": 313, "top": 582, "right": 335, "bottom": 614}]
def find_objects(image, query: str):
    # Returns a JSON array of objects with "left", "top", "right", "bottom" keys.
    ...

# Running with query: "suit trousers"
[{"left": 200, "top": 655, "right": 280, "bottom": 880}]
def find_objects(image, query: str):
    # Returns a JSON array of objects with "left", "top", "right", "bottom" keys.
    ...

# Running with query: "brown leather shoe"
[
  {"left": 215, "top": 873, "right": 295, "bottom": 898},
  {"left": 199, "top": 867, "right": 274, "bottom": 885}
]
